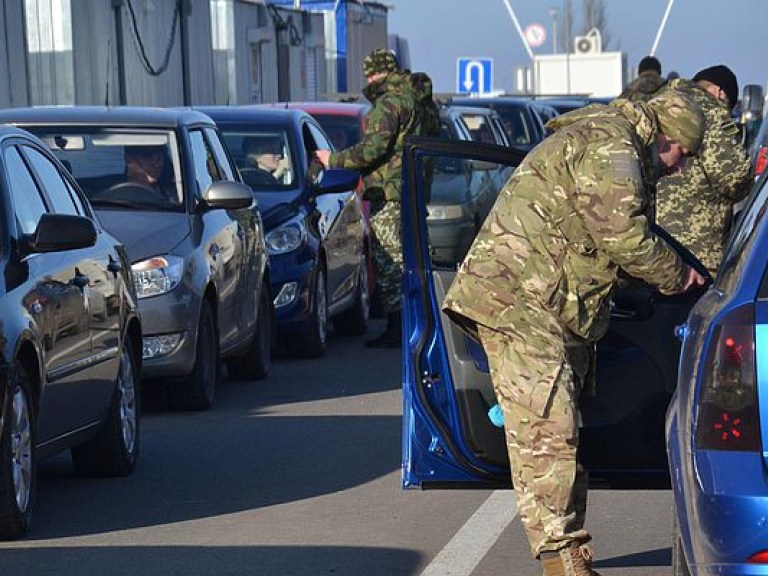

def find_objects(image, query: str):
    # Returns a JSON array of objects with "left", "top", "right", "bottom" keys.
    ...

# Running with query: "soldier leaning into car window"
[
  {"left": 654, "top": 64, "right": 753, "bottom": 278},
  {"left": 315, "top": 48, "right": 440, "bottom": 348},
  {"left": 442, "top": 93, "right": 707, "bottom": 576}
]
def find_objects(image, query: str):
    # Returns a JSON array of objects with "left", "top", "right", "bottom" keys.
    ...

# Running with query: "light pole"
[{"left": 549, "top": 8, "right": 558, "bottom": 55}]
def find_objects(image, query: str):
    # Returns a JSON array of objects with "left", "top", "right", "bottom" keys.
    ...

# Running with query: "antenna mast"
[{"left": 650, "top": 0, "right": 675, "bottom": 56}]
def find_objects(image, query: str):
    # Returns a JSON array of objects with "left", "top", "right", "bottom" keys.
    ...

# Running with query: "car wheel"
[
  {"left": 0, "top": 362, "right": 36, "bottom": 540},
  {"left": 170, "top": 300, "right": 220, "bottom": 410},
  {"left": 72, "top": 338, "right": 140, "bottom": 477},
  {"left": 332, "top": 251, "right": 370, "bottom": 336},
  {"left": 226, "top": 281, "right": 272, "bottom": 380},
  {"left": 291, "top": 263, "right": 327, "bottom": 358},
  {"left": 672, "top": 511, "right": 692, "bottom": 576}
]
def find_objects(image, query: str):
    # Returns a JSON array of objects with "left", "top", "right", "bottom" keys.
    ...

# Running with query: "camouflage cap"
[
  {"left": 647, "top": 91, "right": 705, "bottom": 154},
  {"left": 362, "top": 49, "right": 399, "bottom": 77}
]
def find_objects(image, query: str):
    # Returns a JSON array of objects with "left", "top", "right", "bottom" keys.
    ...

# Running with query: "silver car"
[{"left": 0, "top": 107, "right": 272, "bottom": 410}]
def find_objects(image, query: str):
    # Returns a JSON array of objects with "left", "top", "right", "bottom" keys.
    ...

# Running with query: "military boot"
[
  {"left": 540, "top": 543, "right": 601, "bottom": 576},
  {"left": 364, "top": 312, "right": 401, "bottom": 348}
]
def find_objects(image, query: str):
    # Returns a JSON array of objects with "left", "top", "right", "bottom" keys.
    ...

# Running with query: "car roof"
[
  {"left": 262, "top": 102, "right": 369, "bottom": 117},
  {"left": 0, "top": 106, "right": 215, "bottom": 128},
  {"left": 0, "top": 124, "right": 44, "bottom": 141},
  {"left": 194, "top": 105, "right": 312, "bottom": 125}
]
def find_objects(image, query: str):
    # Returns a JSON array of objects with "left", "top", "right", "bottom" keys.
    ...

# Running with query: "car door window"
[
  {"left": 4, "top": 146, "right": 48, "bottom": 234},
  {"left": 204, "top": 127, "right": 236, "bottom": 181},
  {"left": 22, "top": 145, "right": 85, "bottom": 216},
  {"left": 189, "top": 129, "right": 220, "bottom": 197},
  {"left": 307, "top": 122, "right": 332, "bottom": 151}
]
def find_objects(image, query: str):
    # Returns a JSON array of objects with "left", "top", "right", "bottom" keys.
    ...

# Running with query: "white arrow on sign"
[{"left": 463, "top": 60, "right": 485, "bottom": 92}]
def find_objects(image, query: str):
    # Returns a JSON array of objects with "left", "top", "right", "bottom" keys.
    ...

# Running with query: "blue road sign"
[{"left": 457, "top": 57, "right": 493, "bottom": 94}]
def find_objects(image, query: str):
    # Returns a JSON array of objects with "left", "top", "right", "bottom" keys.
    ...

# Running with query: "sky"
[{"left": 386, "top": 0, "right": 768, "bottom": 96}]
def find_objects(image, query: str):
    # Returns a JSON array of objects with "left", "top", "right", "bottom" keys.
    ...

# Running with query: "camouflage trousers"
[
  {"left": 476, "top": 302, "right": 592, "bottom": 558},
  {"left": 369, "top": 201, "right": 403, "bottom": 314}
]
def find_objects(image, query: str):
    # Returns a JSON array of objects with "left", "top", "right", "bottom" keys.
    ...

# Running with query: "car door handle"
[{"left": 610, "top": 307, "right": 639, "bottom": 320}]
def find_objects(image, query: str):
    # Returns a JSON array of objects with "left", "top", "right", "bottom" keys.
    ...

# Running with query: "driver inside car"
[{"left": 123, "top": 145, "right": 178, "bottom": 202}]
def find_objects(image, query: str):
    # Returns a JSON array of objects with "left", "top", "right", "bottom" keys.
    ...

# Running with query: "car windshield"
[
  {"left": 31, "top": 128, "right": 183, "bottom": 211},
  {"left": 311, "top": 114, "right": 362, "bottom": 149},
  {"left": 221, "top": 128, "right": 296, "bottom": 190}
]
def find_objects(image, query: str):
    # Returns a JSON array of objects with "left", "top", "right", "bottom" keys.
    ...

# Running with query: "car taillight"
[
  {"left": 755, "top": 147, "right": 768, "bottom": 177},
  {"left": 694, "top": 304, "right": 761, "bottom": 451},
  {"left": 749, "top": 550, "right": 768, "bottom": 563}
]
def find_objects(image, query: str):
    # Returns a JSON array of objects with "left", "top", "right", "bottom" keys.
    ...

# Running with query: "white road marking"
[{"left": 419, "top": 490, "right": 518, "bottom": 576}]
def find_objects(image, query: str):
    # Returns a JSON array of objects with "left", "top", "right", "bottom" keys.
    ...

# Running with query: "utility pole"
[
  {"left": 650, "top": 0, "right": 675, "bottom": 56},
  {"left": 549, "top": 8, "right": 558, "bottom": 55}
]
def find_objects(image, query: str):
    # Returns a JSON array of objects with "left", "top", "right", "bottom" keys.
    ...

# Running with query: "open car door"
[{"left": 401, "top": 136, "right": 710, "bottom": 489}]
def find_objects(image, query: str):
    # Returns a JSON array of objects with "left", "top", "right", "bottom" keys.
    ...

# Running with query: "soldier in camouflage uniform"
[
  {"left": 619, "top": 56, "right": 666, "bottom": 102},
  {"left": 316, "top": 49, "right": 440, "bottom": 347},
  {"left": 442, "top": 93, "right": 707, "bottom": 576},
  {"left": 655, "top": 65, "right": 752, "bottom": 277}
]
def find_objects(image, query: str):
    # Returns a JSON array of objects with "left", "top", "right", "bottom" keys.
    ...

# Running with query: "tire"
[
  {"left": 170, "top": 300, "right": 220, "bottom": 410},
  {"left": 72, "top": 338, "right": 140, "bottom": 477},
  {"left": 227, "top": 282, "right": 272, "bottom": 380},
  {"left": 672, "top": 510, "right": 692, "bottom": 576},
  {"left": 333, "top": 251, "right": 370, "bottom": 336},
  {"left": 291, "top": 264, "right": 327, "bottom": 358},
  {"left": 0, "top": 362, "right": 36, "bottom": 540}
]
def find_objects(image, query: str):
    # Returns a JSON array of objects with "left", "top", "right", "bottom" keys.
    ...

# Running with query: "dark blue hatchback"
[
  {"left": 198, "top": 107, "right": 370, "bottom": 358},
  {"left": 667, "top": 173, "right": 768, "bottom": 575}
]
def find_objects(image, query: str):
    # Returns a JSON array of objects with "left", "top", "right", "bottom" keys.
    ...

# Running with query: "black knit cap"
[{"left": 693, "top": 64, "right": 739, "bottom": 110}]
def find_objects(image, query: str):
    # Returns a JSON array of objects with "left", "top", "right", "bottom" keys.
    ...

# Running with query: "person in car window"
[
  {"left": 243, "top": 136, "right": 291, "bottom": 185},
  {"left": 315, "top": 48, "right": 440, "bottom": 348},
  {"left": 442, "top": 93, "right": 708, "bottom": 576},
  {"left": 654, "top": 64, "right": 752, "bottom": 277},
  {"left": 124, "top": 145, "right": 176, "bottom": 202},
  {"left": 620, "top": 55, "right": 666, "bottom": 102}
]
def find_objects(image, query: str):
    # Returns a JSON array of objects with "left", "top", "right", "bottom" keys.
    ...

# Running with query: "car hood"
[
  {"left": 255, "top": 189, "right": 304, "bottom": 231},
  {"left": 96, "top": 210, "right": 190, "bottom": 263}
]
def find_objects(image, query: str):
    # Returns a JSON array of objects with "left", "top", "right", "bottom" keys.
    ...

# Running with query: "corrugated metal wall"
[
  {"left": 344, "top": 2, "right": 387, "bottom": 95},
  {"left": 0, "top": 0, "right": 384, "bottom": 108},
  {"left": 0, "top": 0, "right": 30, "bottom": 107}
]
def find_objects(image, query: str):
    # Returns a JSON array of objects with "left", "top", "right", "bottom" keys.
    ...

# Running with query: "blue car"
[
  {"left": 198, "top": 107, "right": 370, "bottom": 358},
  {"left": 399, "top": 137, "right": 708, "bottom": 488},
  {"left": 667, "top": 173, "right": 768, "bottom": 575}
]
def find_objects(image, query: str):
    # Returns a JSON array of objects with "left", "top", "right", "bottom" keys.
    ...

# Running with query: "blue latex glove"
[{"left": 488, "top": 403, "right": 504, "bottom": 428}]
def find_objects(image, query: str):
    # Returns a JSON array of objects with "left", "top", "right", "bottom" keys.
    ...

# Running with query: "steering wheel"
[
  {"left": 92, "top": 181, "right": 169, "bottom": 203},
  {"left": 240, "top": 167, "right": 281, "bottom": 188}
]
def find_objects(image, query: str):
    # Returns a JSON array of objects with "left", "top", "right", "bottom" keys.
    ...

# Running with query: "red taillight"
[
  {"left": 755, "top": 147, "right": 768, "bottom": 176},
  {"left": 748, "top": 550, "right": 768, "bottom": 563},
  {"left": 695, "top": 304, "right": 761, "bottom": 451}
]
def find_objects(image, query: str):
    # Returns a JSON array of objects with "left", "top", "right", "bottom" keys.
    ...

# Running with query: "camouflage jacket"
[
  {"left": 619, "top": 70, "right": 667, "bottom": 102},
  {"left": 328, "top": 71, "right": 440, "bottom": 203},
  {"left": 655, "top": 78, "right": 752, "bottom": 275},
  {"left": 442, "top": 100, "right": 687, "bottom": 343}
]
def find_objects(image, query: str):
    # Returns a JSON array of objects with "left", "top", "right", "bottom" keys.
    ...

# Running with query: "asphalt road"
[{"left": 0, "top": 321, "right": 676, "bottom": 576}]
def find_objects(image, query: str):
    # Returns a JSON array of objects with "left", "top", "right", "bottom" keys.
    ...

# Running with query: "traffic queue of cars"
[{"left": 0, "top": 103, "right": 368, "bottom": 539}]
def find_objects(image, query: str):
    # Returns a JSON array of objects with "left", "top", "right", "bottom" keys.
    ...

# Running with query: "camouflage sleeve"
[
  {"left": 328, "top": 95, "right": 401, "bottom": 171},
  {"left": 695, "top": 108, "right": 752, "bottom": 201},
  {"left": 572, "top": 142, "right": 686, "bottom": 294}
]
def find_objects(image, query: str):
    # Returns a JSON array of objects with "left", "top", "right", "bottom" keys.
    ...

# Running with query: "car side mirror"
[
  {"left": 314, "top": 168, "right": 360, "bottom": 195},
  {"left": 742, "top": 84, "right": 764, "bottom": 117},
  {"left": 24, "top": 213, "right": 97, "bottom": 254},
  {"left": 201, "top": 180, "right": 254, "bottom": 210}
]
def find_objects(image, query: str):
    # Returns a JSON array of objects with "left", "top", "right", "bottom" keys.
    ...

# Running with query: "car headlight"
[
  {"left": 131, "top": 255, "right": 184, "bottom": 299},
  {"left": 266, "top": 221, "right": 306, "bottom": 255},
  {"left": 427, "top": 204, "right": 466, "bottom": 221}
]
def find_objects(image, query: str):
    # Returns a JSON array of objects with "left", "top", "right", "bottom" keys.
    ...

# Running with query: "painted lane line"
[{"left": 419, "top": 490, "right": 517, "bottom": 576}]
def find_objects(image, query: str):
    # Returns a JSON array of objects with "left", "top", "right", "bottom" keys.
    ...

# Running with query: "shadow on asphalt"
[
  {"left": 0, "top": 545, "right": 423, "bottom": 576},
  {"left": 594, "top": 547, "right": 672, "bottom": 569},
  {"left": 17, "top": 329, "right": 404, "bottom": 541}
]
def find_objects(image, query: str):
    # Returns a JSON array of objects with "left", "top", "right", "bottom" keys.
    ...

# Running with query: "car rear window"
[{"left": 718, "top": 176, "right": 768, "bottom": 295}]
